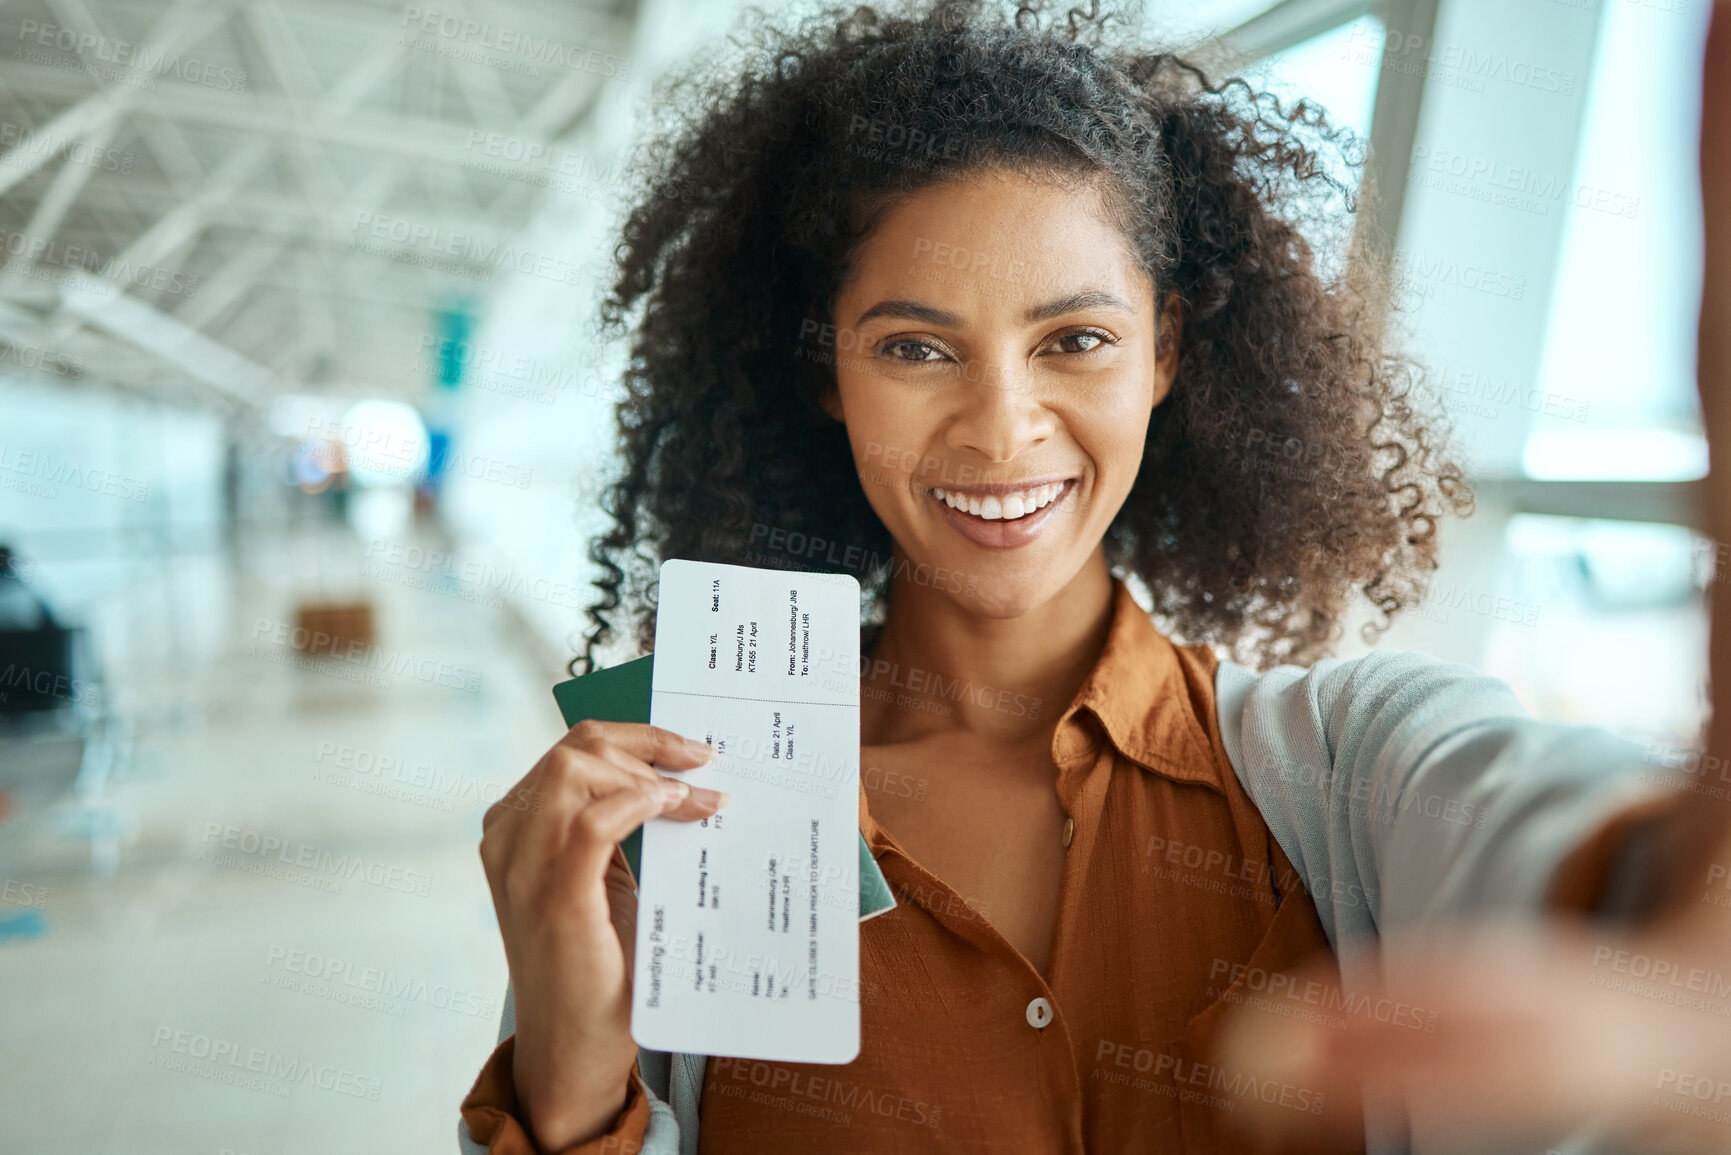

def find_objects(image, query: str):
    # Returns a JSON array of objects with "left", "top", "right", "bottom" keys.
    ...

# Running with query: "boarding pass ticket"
[{"left": 633, "top": 559, "right": 863, "bottom": 1063}]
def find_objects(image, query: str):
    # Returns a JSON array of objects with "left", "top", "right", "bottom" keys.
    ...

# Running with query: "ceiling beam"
[
  {"left": 1219, "top": 0, "right": 1377, "bottom": 59},
  {"left": 58, "top": 269, "right": 272, "bottom": 402},
  {"left": 0, "top": 0, "right": 233, "bottom": 196}
]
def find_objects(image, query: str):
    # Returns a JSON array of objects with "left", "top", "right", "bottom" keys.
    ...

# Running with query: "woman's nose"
[{"left": 944, "top": 361, "right": 1055, "bottom": 463}]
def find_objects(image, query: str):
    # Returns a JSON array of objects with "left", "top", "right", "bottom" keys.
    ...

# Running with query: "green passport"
[{"left": 553, "top": 654, "right": 896, "bottom": 921}]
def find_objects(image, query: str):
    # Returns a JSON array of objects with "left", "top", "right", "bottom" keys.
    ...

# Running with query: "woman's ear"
[
  {"left": 819, "top": 383, "right": 845, "bottom": 422},
  {"left": 1153, "top": 288, "right": 1182, "bottom": 408}
]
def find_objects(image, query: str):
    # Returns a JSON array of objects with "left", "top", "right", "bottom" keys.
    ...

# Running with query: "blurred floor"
[{"left": 0, "top": 525, "right": 563, "bottom": 1154}]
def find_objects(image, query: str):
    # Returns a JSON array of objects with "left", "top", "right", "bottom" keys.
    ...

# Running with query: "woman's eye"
[
  {"left": 1051, "top": 329, "right": 1116, "bottom": 354},
  {"left": 882, "top": 339, "right": 948, "bottom": 363}
]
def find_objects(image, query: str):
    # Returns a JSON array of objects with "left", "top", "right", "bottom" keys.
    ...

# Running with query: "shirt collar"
[
  {"left": 858, "top": 577, "right": 1227, "bottom": 848},
  {"left": 1056, "top": 578, "right": 1224, "bottom": 792}
]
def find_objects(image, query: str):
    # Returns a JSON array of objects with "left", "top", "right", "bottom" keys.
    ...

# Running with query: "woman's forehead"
[
  {"left": 840, "top": 171, "right": 1149, "bottom": 314},
  {"left": 837, "top": 200, "right": 1149, "bottom": 323}
]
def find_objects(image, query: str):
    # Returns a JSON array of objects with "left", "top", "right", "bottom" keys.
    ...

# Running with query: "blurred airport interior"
[{"left": 0, "top": 0, "right": 1716, "bottom": 1150}]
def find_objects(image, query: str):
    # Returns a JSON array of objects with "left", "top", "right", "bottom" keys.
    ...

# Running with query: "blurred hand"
[
  {"left": 1214, "top": 3, "right": 1731, "bottom": 1148},
  {"left": 480, "top": 720, "right": 727, "bottom": 1150},
  {"left": 1215, "top": 887, "right": 1731, "bottom": 1152}
]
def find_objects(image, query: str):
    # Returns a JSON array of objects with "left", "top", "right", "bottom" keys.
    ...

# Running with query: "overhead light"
[
  {"left": 338, "top": 399, "right": 429, "bottom": 487},
  {"left": 1522, "top": 428, "right": 1708, "bottom": 482}
]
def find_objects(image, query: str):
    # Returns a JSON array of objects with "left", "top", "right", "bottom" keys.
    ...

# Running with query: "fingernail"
[
  {"left": 692, "top": 787, "right": 729, "bottom": 809},
  {"left": 686, "top": 737, "right": 715, "bottom": 760},
  {"left": 660, "top": 778, "right": 690, "bottom": 806}
]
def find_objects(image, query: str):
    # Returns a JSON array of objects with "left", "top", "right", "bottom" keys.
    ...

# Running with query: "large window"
[{"left": 1527, "top": 0, "right": 1711, "bottom": 480}]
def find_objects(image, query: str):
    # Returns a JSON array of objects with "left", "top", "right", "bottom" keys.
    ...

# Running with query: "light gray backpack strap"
[
  {"left": 669, "top": 1052, "right": 708, "bottom": 1155},
  {"left": 456, "top": 984, "right": 520, "bottom": 1153}
]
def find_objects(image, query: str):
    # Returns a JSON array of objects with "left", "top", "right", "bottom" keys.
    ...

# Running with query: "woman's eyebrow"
[
  {"left": 855, "top": 299, "right": 961, "bottom": 327},
  {"left": 1023, "top": 289, "right": 1134, "bottom": 322},
  {"left": 855, "top": 288, "right": 1133, "bottom": 328}
]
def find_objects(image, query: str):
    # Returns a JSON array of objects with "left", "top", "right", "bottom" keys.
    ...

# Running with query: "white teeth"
[{"left": 930, "top": 482, "right": 1066, "bottom": 521}]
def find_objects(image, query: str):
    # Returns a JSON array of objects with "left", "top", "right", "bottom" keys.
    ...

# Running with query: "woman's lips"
[{"left": 925, "top": 479, "right": 1076, "bottom": 549}]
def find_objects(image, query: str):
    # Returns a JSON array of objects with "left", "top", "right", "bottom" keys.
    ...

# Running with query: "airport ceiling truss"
[{"left": 0, "top": 0, "right": 637, "bottom": 413}]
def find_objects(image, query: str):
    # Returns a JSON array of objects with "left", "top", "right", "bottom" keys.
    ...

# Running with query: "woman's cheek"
[{"left": 1068, "top": 383, "right": 1154, "bottom": 471}]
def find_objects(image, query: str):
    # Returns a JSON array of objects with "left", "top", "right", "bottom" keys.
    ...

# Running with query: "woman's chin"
[{"left": 899, "top": 567, "right": 1076, "bottom": 621}]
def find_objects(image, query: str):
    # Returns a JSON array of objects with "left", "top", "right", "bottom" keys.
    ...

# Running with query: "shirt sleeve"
[
  {"left": 1213, "top": 649, "right": 1679, "bottom": 950},
  {"left": 458, "top": 982, "right": 685, "bottom": 1154},
  {"left": 458, "top": 1035, "right": 652, "bottom": 1154}
]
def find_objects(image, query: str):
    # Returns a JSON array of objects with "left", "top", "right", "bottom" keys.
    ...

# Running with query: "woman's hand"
[
  {"left": 480, "top": 720, "right": 727, "bottom": 1150},
  {"left": 1214, "top": 871, "right": 1731, "bottom": 1153},
  {"left": 1217, "top": 3, "right": 1731, "bottom": 1146}
]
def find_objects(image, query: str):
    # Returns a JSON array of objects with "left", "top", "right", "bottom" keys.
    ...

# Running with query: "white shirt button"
[{"left": 1025, "top": 996, "right": 1053, "bottom": 1029}]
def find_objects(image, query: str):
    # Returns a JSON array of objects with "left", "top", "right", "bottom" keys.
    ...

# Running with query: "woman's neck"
[{"left": 862, "top": 545, "right": 1117, "bottom": 746}]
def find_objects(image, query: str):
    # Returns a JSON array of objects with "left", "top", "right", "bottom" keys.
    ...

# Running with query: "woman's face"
[{"left": 826, "top": 168, "right": 1178, "bottom": 618}]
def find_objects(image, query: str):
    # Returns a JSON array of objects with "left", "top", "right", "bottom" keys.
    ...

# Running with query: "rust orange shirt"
[{"left": 463, "top": 580, "right": 1367, "bottom": 1153}]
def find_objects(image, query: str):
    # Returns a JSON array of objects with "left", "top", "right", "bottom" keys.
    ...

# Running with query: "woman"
[{"left": 460, "top": 2, "right": 1722, "bottom": 1151}]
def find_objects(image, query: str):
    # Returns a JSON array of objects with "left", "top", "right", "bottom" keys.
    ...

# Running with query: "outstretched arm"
[{"left": 1216, "top": 5, "right": 1731, "bottom": 1150}]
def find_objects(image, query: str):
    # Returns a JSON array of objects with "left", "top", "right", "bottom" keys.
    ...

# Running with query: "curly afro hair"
[{"left": 575, "top": 0, "right": 1471, "bottom": 674}]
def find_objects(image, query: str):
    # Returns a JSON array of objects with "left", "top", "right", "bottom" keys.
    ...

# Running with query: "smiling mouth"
[
  {"left": 921, "top": 478, "right": 1077, "bottom": 550},
  {"left": 928, "top": 480, "right": 1069, "bottom": 521}
]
